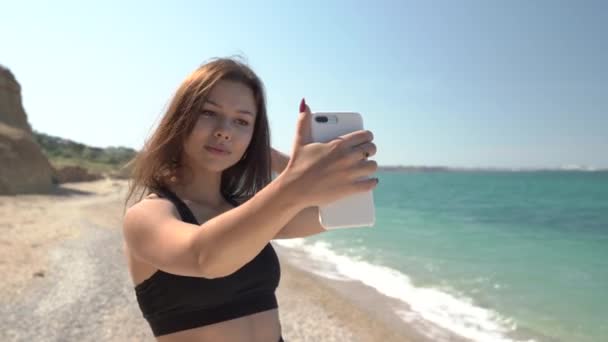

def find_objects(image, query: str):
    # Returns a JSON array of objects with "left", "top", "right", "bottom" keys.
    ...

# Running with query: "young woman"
[{"left": 122, "top": 57, "right": 378, "bottom": 342}]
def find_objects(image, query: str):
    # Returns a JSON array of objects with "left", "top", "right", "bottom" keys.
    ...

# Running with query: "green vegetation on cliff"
[{"left": 33, "top": 131, "right": 137, "bottom": 174}]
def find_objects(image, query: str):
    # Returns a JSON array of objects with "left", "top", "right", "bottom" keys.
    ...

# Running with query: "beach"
[{"left": 0, "top": 179, "right": 440, "bottom": 342}]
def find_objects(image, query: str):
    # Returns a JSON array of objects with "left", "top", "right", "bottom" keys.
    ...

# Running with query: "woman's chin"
[{"left": 198, "top": 159, "right": 239, "bottom": 173}]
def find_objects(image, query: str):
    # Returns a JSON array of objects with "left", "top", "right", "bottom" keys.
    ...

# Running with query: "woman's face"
[{"left": 182, "top": 79, "right": 257, "bottom": 173}]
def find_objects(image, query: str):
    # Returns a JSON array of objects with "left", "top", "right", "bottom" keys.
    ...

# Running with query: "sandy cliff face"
[{"left": 0, "top": 65, "right": 55, "bottom": 194}]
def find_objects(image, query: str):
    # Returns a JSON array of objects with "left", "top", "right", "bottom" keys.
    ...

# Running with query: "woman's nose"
[
  {"left": 214, "top": 123, "right": 231, "bottom": 140},
  {"left": 214, "top": 131, "right": 230, "bottom": 140}
]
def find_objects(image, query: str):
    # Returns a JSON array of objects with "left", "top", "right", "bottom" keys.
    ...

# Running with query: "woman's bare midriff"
[
  {"left": 126, "top": 249, "right": 282, "bottom": 342},
  {"left": 155, "top": 309, "right": 281, "bottom": 342}
]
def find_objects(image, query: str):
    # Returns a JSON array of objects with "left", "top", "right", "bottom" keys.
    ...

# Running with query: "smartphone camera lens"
[{"left": 315, "top": 116, "right": 328, "bottom": 123}]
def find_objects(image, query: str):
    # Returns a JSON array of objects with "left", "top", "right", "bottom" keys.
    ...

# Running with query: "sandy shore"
[
  {"left": 0, "top": 179, "right": 126, "bottom": 301},
  {"left": 0, "top": 179, "right": 454, "bottom": 341}
]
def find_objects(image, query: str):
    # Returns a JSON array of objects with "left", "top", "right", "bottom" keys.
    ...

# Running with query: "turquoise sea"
[{"left": 277, "top": 171, "right": 608, "bottom": 342}]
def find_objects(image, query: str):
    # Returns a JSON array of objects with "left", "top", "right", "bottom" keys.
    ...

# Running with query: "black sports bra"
[{"left": 134, "top": 187, "right": 281, "bottom": 337}]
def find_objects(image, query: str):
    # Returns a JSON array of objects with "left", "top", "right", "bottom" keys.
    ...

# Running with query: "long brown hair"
[{"left": 124, "top": 57, "right": 272, "bottom": 208}]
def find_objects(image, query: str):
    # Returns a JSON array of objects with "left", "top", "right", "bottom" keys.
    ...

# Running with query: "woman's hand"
[{"left": 278, "top": 99, "right": 378, "bottom": 208}]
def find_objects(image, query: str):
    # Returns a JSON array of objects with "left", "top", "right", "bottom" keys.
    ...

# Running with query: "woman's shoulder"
[
  {"left": 144, "top": 192, "right": 161, "bottom": 200},
  {"left": 125, "top": 193, "right": 179, "bottom": 225}
]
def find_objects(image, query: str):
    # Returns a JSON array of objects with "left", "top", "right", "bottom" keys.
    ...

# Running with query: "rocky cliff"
[{"left": 0, "top": 65, "right": 55, "bottom": 194}]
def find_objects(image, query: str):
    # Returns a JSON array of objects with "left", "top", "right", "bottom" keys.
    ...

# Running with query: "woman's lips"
[{"left": 204, "top": 146, "right": 230, "bottom": 155}]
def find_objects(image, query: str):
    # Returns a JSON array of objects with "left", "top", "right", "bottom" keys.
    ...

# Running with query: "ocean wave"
[{"left": 275, "top": 239, "right": 535, "bottom": 342}]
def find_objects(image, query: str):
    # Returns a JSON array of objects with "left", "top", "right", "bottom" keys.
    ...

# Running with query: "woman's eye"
[
  {"left": 200, "top": 110, "right": 216, "bottom": 117},
  {"left": 236, "top": 119, "right": 250, "bottom": 126}
]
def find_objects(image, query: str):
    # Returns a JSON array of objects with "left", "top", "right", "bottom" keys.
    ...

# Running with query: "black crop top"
[{"left": 134, "top": 188, "right": 281, "bottom": 337}]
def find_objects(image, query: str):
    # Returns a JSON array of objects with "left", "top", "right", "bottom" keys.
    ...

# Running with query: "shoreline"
[
  {"left": 273, "top": 238, "right": 557, "bottom": 342},
  {"left": 275, "top": 244, "right": 468, "bottom": 342}
]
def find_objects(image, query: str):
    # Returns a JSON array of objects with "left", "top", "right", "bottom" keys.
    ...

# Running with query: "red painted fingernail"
[{"left": 299, "top": 98, "right": 306, "bottom": 113}]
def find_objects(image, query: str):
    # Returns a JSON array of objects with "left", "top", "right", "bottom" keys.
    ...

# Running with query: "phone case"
[{"left": 310, "top": 112, "right": 376, "bottom": 229}]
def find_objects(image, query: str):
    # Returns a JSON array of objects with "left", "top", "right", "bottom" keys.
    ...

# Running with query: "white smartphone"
[{"left": 310, "top": 112, "right": 376, "bottom": 229}]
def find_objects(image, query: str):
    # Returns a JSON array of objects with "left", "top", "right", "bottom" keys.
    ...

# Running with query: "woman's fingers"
[
  {"left": 351, "top": 142, "right": 377, "bottom": 161},
  {"left": 351, "top": 176, "right": 380, "bottom": 193},
  {"left": 333, "top": 130, "right": 374, "bottom": 150},
  {"left": 348, "top": 159, "right": 378, "bottom": 180},
  {"left": 293, "top": 99, "right": 312, "bottom": 147}
]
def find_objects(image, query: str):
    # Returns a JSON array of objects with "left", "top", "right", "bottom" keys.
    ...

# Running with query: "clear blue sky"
[{"left": 2, "top": 0, "right": 607, "bottom": 169}]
